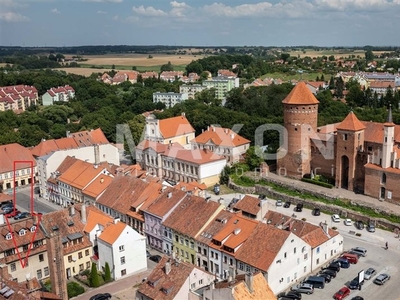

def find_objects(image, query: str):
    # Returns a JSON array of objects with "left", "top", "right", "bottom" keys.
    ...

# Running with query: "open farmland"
[
  {"left": 53, "top": 67, "right": 112, "bottom": 76},
  {"left": 288, "top": 49, "right": 366, "bottom": 59}
]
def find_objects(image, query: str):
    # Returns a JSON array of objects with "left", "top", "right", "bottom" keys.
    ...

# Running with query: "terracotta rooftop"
[
  {"left": 137, "top": 256, "right": 194, "bottom": 300},
  {"left": 145, "top": 187, "right": 187, "bottom": 218},
  {"left": 82, "top": 175, "right": 114, "bottom": 199},
  {"left": 0, "top": 277, "right": 61, "bottom": 300},
  {"left": 0, "top": 143, "right": 36, "bottom": 173},
  {"left": 282, "top": 81, "right": 320, "bottom": 105},
  {"left": 162, "top": 196, "right": 223, "bottom": 238},
  {"left": 136, "top": 140, "right": 183, "bottom": 153},
  {"left": 0, "top": 193, "right": 12, "bottom": 204},
  {"left": 336, "top": 112, "right": 366, "bottom": 132},
  {"left": 235, "top": 222, "right": 290, "bottom": 272},
  {"left": 159, "top": 115, "right": 195, "bottom": 139},
  {"left": 197, "top": 210, "right": 234, "bottom": 245},
  {"left": 192, "top": 126, "right": 250, "bottom": 147},
  {"left": 130, "top": 181, "right": 163, "bottom": 211},
  {"left": 83, "top": 206, "right": 113, "bottom": 234},
  {"left": 162, "top": 148, "right": 225, "bottom": 165},
  {"left": 98, "top": 221, "right": 126, "bottom": 245},
  {"left": 232, "top": 195, "right": 261, "bottom": 216}
]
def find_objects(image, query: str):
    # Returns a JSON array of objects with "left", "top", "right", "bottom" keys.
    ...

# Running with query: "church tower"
[
  {"left": 335, "top": 112, "right": 366, "bottom": 190},
  {"left": 277, "top": 82, "right": 319, "bottom": 178},
  {"left": 382, "top": 105, "right": 395, "bottom": 168}
]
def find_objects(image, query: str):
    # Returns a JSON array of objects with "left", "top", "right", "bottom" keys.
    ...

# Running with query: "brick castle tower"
[{"left": 277, "top": 82, "right": 319, "bottom": 178}]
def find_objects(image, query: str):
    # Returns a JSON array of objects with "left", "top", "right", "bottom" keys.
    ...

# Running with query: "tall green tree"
[
  {"left": 104, "top": 262, "right": 112, "bottom": 282},
  {"left": 89, "top": 263, "right": 100, "bottom": 287},
  {"left": 245, "top": 146, "right": 264, "bottom": 170},
  {"left": 160, "top": 61, "right": 174, "bottom": 72}
]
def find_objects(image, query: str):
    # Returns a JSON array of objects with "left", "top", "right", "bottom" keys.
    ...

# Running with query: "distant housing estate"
[
  {"left": 0, "top": 85, "right": 38, "bottom": 112},
  {"left": 42, "top": 85, "right": 75, "bottom": 106}
]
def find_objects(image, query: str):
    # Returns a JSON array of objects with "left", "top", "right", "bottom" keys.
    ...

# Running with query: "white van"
[{"left": 351, "top": 247, "right": 367, "bottom": 257}]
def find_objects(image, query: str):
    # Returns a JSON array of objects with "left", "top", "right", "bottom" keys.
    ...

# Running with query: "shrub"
[
  {"left": 301, "top": 178, "right": 334, "bottom": 188},
  {"left": 89, "top": 262, "right": 100, "bottom": 287},
  {"left": 67, "top": 282, "right": 84, "bottom": 298},
  {"left": 104, "top": 262, "right": 112, "bottom": 282}
]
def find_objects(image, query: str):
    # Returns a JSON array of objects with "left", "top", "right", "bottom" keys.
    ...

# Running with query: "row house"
[
  {"left": 112, "top": 71, "right": 139, "bottom": 85},
  {"left": 0, "top": 215, "right": 49, "bottom": 283},
  {"left": 159, "top": 71, "right": 184, "bottom": 82},
  {"left": 0, "top": 143, "right": 36, "bottom": 192},
  {"left": 180, "top": 72, "right": 200, "bottom": 83},
  {"left": 306, "top": 81, "right": 328, "bottom": 95},
  {"left": 40, "top": 205, "right": 92, "bottom": 281},
  {"left": 202, "top": 76, "right": 239, "bottom": 101},
  {"left": 179, "top": 84, "right": 209, "bottom": 99},
  {"left": 137, "top": 256, "right": 215, "bottom": 300},
  {"left": 143, "top": 188, "right": 187, "bottom": 252},
  {"left": 0, "top": 85, "right": 38, "bottom": 112},
  {"left": 369, "top": 81, "right": 396, "bottom": 96},
  {"left": 142, "top": 113, "right": 195, "bottom": 147},
  {"left": 32, "top": 128, "right": 119, "bottom": 200},
  {"left": 217, "top": 69, "right": 237, "bottom": 78},
  {"left": 191, "top": 126, "right": 250, "bottom": 164},
  {"left": 162, "top": 196, "right": 224, "bottom": 266},
  {"left": 152, "top": 92, "right": 189, "bottom": 108},
  {"left": 42, "top": 85, "right": 75, "bottom": 106},
  {"left": 231, "top": 195, "right": 269, "bottom": 220},
  {"left": 140, "top": 71, "right": 158, "bottom": 80}
]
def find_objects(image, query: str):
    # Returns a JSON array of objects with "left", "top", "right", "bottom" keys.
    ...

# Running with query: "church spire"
[{"left": 387, "top": 104, "right": 393, "bottom": 123}]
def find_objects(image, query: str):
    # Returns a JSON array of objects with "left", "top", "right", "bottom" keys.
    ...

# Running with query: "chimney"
[
  {"left": 207, "top": 126, "right": 210, "bottom": 131},
  {"left": 165, "top": 261, "right": 171, "bottom": 275},
  {"left": 114, "top": 217, "right": 120, "bottom": 224},
  {"left": 181, "top": 112, "right": 186, "bottom": 118},
  {"left": 69, "top": 205, "right": 75, "bottom": 217},
  {"left": 100, "top": 178, "right": 104, "bottom": 184},
  {"left": 0, "top": 214, "right": 4, "bottom": 226},
  {"left": 94, "top": 144, "right": 100, "bottom": 165},
  {"left": 66, "top": 131, "right": 71, "bottom": 137},
  {"left": 167, "top": 192, "right": 172, "bottom": 198},
  {"left": 212, "top": 126, "right": 215, "bottom": 132},
  {"left": 81, "top": 204, "right": 87, "bottom": 224},
  {"left": 230, "top": 133, "right": 234, "bottom": 139},
  {"left": 245, "top": 273, "right": 253, "bottom": 293},
  {"left": 229, "top": 266, "right": 236, "bottom": 281}
]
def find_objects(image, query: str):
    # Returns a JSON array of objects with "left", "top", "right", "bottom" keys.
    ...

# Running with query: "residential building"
[
  {"left": 97, "top": 219, "right": 147, "bottom": 280},
  {"left": 173, "top": 181, "right": 207, "bottom": 198},
  {"left": 152, "top": 92, "right": 189, "bottom": 108},
  {"left": 191, "top": 125, "right": 251, "bottom": 164},
  {"left": 202, "top": 272, "right": 277, "bottom": 300},
  {"left": 136, "top": 256, "right": 215, "bottom": 300},
  {"left": 31, "top": 128, "right": 119, "bottom": 200},
  {"left": 162, "top": 196, "right": 223, "bottom": 265},
  {"left": 180, "top": 72, "right": 200, "bottom": 83},
  {"left": 231, "top": 195, "right": 268, "bottom": 220},
  {"left": 143, "top": 187, "right": 187, "bottom": 253},
  {"left": 0, "top": 214, "right": 49, "bottom": 283},
  {"left": 42, "top": 85, "right": 75, "bottom": 106},
  {"left": 306, "top": 81, "right": 328, "bottom": 95},
  {"left": 202, "top": 76, "right": 238, "bottom": 101},
  {"left": 40, "top": 205, "right": 92, "bottom": 280},
  {"left": 140, "top": 71, "right": 158, "bottom": 80},
  {"left": 369, "top": 81, "right": 396, "bottom": 96},
  {"left": 142, "top": 113, "right": 195, "bottom": 146},
  {"left": 217, "top": 69, "right": 237, "bottom": 78},
  {"left": 179, "top": 84, "right": 209, "bottom": 99},
  {"left": 111, "top": 71, "right": 139, "bottom": 85},
  {"left": 0, "top": 143, "right": 36, "bottom": 192},
  {"left": 159, "top": 71, "right": 184, "bottom": 82},
  {"left": 0, "top": 85, "right": 38, "bottom": 112}
]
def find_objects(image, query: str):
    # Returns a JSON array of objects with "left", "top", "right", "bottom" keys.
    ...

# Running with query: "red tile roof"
[
  {"left": 336, "top": 112, "right": 366, "bottom": 131},
  {"left": 145, "top": 187, "right": 187, "bottom": 217},
  {"left": 197, "top": 210, "right": 234, "bottom": 244},
  {"left": 193, "top": 126, "right": 250, "bottom": 147},
  {"left": 159, "top": 115, "right": 195, "bottom": 139},
  {"left": 162, "top": 148, "right": 225, "bottom": 165},
  {"left": 282, "top": 81, "right": 320, "bottom": 105},
  {"left": 0, "top": 143, "right": 36, "bottom": 173},
  {"left": 232, "top": 195, "right": 261, "bottom": 216},
  {"left": 98, "top": 221, "right": 126, "bottom": 245},
  {"left": 83, "top": 206, "right": 114, "bottom": 234}
]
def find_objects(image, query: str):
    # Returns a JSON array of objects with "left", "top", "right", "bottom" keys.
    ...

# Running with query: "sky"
[{"left": 0, "top": 0, "right": 400, "bottom": 47}]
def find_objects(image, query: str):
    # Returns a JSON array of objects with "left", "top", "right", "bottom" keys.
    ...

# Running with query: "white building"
[
  {"left": 179, "top": 84, "right": 209, "bottom": 99},
  {"left": 42, "top": 85, "right": 75, "bottom": 106},
  {"left": 97, "top": 220, "right": 147, "bottom": 280},
  {"left": 152, "top": 92, "right": 189, "bottom": 108}
]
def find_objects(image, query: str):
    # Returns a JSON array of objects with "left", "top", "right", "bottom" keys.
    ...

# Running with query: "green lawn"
[
  {"left": 79, "top": 64, "right": 187, "bottom": 72},
  {"left": 261, "top": 72, "right": 332, "bottom": 82}
]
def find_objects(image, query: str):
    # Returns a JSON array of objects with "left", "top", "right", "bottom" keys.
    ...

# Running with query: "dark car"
[
  {"left": 89, "top": 293, "right": 111, "bottom": 300},
  {"left": 278, "top": 291, "right": 302, "bottom": 300},
  {"left": 334, "top": 258, "right": 350, "bottom": 269},
  {"left": 348, "top": 277, "right": 363, "bottom": 290},
  {"left": 312, "top": 208, "right": 321, "bottom": 216},
  {"left": 2, "top": 206, "right": 15, "bottom": 214},
  {"left": 326, "top": 262, "right": 341, "bottom": 272},
  {"left": 6, "top": 209, "right": 21, "bottom": 218},
  {"left": 284, "top": 201, "right": 291, "bottom": 208},
  {"left": 1, "top": 202, "right": 13, "bottom": 210},
  {"left": 355, "top": 220, "right": 364, "bottom": 230},
  {"left": 317, "top": 273, "right": 332, "bottom": 283},
  {"left": 14, "top": 212, "right": 30, "bottom": 220},
  {"left": 320, "top": 269, "right": 337, "bottom": 278},
  {"left": 213, "top": 184, "right": 220, "bottom": 195},
  {"left": 351, "top": 297, "right": 364, "bottom": 300},
  {"left": 295, "top": 203, "right": 303, "bottom": 212},
  {"left": 149, "top": 255, "right": 162, "bottom": 263},
  {"left": 366, "top": 221, "right": 375, "bottom": 233}
]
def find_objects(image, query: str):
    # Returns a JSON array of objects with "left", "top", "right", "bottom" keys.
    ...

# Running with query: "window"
[
  {"left": 191, "top": 283, "right": 196, "bottom": 289},
  {"left": 121, "top": 269, "right": 126, "bottom": 276},
  {"left": 185, "top": 239, "right": 189, "bottom": 246},
  {"left": 68, "top": 255, "right": 72, "bottom": 262},
  {"left": 215, "top": 253, "right": 218, "bottom": 260},
  {"left": 199, "top": 279, "right": 203, "bottom": 285},
  {"left": 10, "top": 263, "right": 16, "bottom": 272},
  {"left": 246, "top": 265, "right": 250, "bottom": 272},
  {"left": 180, "top": 237, "right": 184, "bottom": 244},
  {"left": 224, "top": 256, "right": 227, "bottom": 264},
  {"left": 198, "top": 246, "right": 201, "bottom": 253},
  {"left": 44, "top": 267, "right": 49, "bottom": 276},
  {"left": 181, "top": 249, "right": 184, "bottom": 257},
  {"left": 119, "top": 245, "right": 125, "bottom": 252},
  {"left": 316, "top": 247, "right": 320, "bottom": 254},
  {"left": 211, "top": 251, "right": 214, "bottom": 258},
  {"left": 190, "top": 241, "right": 194, "bottom": 249},
  {"left": 37, "top": 269, "right": 42, "bottom": 279},
  {"left": 203, "top": 249, "right": 207, "bottom": 256},
  {"left": 297, "top": 258, "right": 300, "bottom": 265},
  {"left": 284, "top": 252, "right": 287, "bottom": 259},
  {"left": 230, "top": 258, "right": 233, "bottom": 266},
  {"left": 78, "top": 252, "right": 83, "bottom": 259},
  {"left": 85, "top": 249, "right": 89, "bottom": 256},
  {"left": 294, "top": 247, "right": 296, "bottom": 254},
  {"left": 343, "top": 134, "right": 348, "bottom": 141},
  {"left": 186, "top": 251, "right": 189, "bottom": 259},
  {"left": 302, "top": 246, "right": 306, "bottom": 253},
  {"left": 120, "top": 256, "right": 126, "bottom": 265},
  {"left": 86, "top": 262, "right": 90, "bottom": 269},
  {"left": 304, "top": 253, "right": 308, "bottom": 260},
  {"left": 39, "top": 254, "right": 44, "bottom": 262},
  {"left": 239, "top": 262, "right": 244, "bottom": 270},
  {"left": 304, "top": 266, "right": 307, "bottom": 273},
  {"left": 382, "top": 173, "right": 387, "bottom": 184},
  {"left": 316, "top": 258, "right": 320, "bottom": 265},
  {"left": 79, "top": 264, "right": 84, "bottom": 271},
  {"left": 287, "top": 276, "right": 290, "bottom": 283}
]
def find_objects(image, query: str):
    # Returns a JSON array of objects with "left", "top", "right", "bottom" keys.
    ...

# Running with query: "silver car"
[
  {"left": 373, "top": 273, "right": 390, "bottom": 285},
  {"left": 291, "top": 283, "right": 314, "bottom": 294},
  {"left": 364, "top": 267, "right": 376, "bottom": 280}
]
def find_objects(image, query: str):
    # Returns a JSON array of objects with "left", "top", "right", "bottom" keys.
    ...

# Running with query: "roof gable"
[
  {"left": 98, "top": 221, "right": 127, "bottom": 245},
  {"left": 282, "top": 81, "right": 320, "bottom": 105},
  {"left": 193, "top": 127, "right": 250, "bottom": 147},
  {"left": 159, "top": 115, "right": 195, "bottom": 139},
  {"left": 336, "top": 112, "right": 366, "bottom": 131}
]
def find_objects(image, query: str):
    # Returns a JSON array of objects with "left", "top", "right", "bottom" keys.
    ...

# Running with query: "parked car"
[
  {"left": 295, "top": 203, "right": 303, "bottom": 212},
  {"left": 213, "top": 184, "right": 220, "bottom": 195},
  {"left": 344, "top": 219, "right": 353, "bottom": 226},
  {"left": 317, "top": 273, "right": 331, "bottom": 283},
  {"left": 149, "top": 255, "right": 162, "bottom": 263},
  {"left": 349, "top": 277, "right": 363, "bottom": 290},
  {"left": 320, "top": 269, "right": 337, "bottom": 278},
  {"left": 1, "top": 202, "right": 13, "bottom": 210},
  {"left": 278, "top": 291, "right": 302, "bottom": 300},
  {"left": 290, "top": 283, "right": 314, "bottom": 294},
  {"left": 355, "top": 220, "right": 364, "bottom": 230},
  {"left": 6, "top": 209, "right": 21, "bottom": 218},
  {"left": 276, "top": 200, "right": 283, "bottom": 206},
  {"left": 334, "top": 258, "right": 350, "bottom": 269},
  {"left": 333, "top": 286, "right": 351, "bottom": 300},
  {"left": 351, "top": 297, "right": 364, "bottom": 300},
  {"left": 341, "top": 253, "right": 358, "bottom": 264},
  {"left": 364, "top": 267, "right": 376, "bottom": 280},
  {"left": 14, "top": 212, "right": 30, "bottom": 220},
  {"left": 326, "top": 262, "right": 341, "bottom": 273},
  {"left": 284, "top": 201, "right": 291, "bottom": 208},
  {"left": 351, "top": 247, "right": 367, "bottom": 257},
  {"left": 312, "top": 207, "right": 321, "bottom": 216},
  {"left": 373, "top": 273, "right": 390, "bottom": 285},
  {"left": 89, "top": 293, "right": 111, "bottom": 300},
  {"left": 2, "top": 206, "right": 15, "bottom": 214},
  {"left": 366, "top": 221, "right": 375, "bottom": 233},
  {"left": 347, "top": 251, "right": 362, "bottom": 258},
  {"left": 331, "top": 214, "right": 341, "bottom": 223}
]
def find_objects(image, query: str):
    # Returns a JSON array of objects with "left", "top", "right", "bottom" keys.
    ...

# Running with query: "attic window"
[
  {"left": 67, "top": 220, "right": 74, "bottom": 226},
  {"left": 148, "top": 278, "right": 160, "bottom": 287},
  {"left": 6, "top": 233, "right": 12, "bottom": 240},
  {"left": 52, "top": 225, "right": 59, "bottom": 231},
  {"left": 162, "top": 287, "right": 173, "bottom": 295},
  {"left": 19, "top": 229, "right": 26, "bottom": 236},
  {"left": 30, "top": 226, "right": 36, "bottom": 233}
]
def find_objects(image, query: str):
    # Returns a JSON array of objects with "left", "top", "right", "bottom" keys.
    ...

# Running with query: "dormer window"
[
  {"left": 30, "top": 226, "right": 36, "bottom": 233},
  {"left": 6, "top": 233, "right": 12, "bottom": 240},
  {"left": 19, "top": 229, "right": 26, "bottom": 236}
]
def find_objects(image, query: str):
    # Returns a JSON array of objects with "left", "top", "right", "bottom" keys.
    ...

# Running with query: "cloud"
[
  {"left": 132, "top": 5, "right": 167, "bottom": 16},
  {"left": 82, "top": 0, "right": 122, "bottom": 2},
  {"left": 0, "top": 11, "right": 29, "bottom": 22},
  {"left": 97, "top": 10, "right": 107, "bottom": 14},
  {"left": 51, "top": 8, "right": 60, "bottom": 14}
]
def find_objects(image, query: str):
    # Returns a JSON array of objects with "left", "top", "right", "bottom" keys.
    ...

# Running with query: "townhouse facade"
[
  {"left": 179, "top": 84, "right": 209, "bottom": 99},
  {"left": 42, "top": 85, "right": 75, "bottom": 106},
  {"left": 152, "top": 92, "right": 189, "bottom": 108},
  {"left": 0, "top": 85, "right": 38, "bottom": 112},
  {"left": 0, "top": 143, "right": 36, "bottom": 193},
  {"left": 159, "top": 71, "right": 184, "bottom": 82}
]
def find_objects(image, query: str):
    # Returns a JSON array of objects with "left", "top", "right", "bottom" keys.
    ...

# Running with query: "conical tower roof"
[
  {"left": 384, "top": 105, "right": 395, "bottom": 127},
  {"left": 282, "top": 82, "right": 319, "bottom": 105},
  {"left": 336, "top": 111, "right": 366, "bottom": 131}
]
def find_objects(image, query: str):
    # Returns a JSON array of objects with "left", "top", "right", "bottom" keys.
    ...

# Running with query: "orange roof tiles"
[
  {"left": 83, "top": 175, "right": 113, "bottom": 198},
  {"left": 336, "top": 112, "right": 366, "bottom": 131},
  {"left": 0, "top": 143, "right": 36, "bottom": 174},
  {"left": 162, "top": 196, "right": 223, "bottom": 238},
  {"left": 0, "top": 192, "right": 12, "bottom": 204},
  {"left": 163, "top": 147, "right": 225, "bottom": 165},
  {"left": 159, "top": 115, "right": 195, "bottom": 138},
  {"left": 136, "top": 140, "right": 183, "bottom": 153},
  {"left": 365, "top": 163, "right": 400, "bottom": 174},
  {"left": 98, "top": 221, "right": 126, "bottom": 245},
  {"left": 145, "top": 187, "right": 187, "bottom": 217},
  {"left": 130, "top": 181, "right": 163, "bottom": 211},
  {"left": 84, "top": 206, "right": 114, "bottom": 233},
  {"left": 193, "top": 126, "right": 250, "bottom": 147},
  {"left": 232, "top": 195, "right": 261, "bottom": 216},
  {"left": 282, "top": 81, "right": 320, "bottom": 105},
  {"left": 197, "top": 210, "right": 234, "bottom": 244}
]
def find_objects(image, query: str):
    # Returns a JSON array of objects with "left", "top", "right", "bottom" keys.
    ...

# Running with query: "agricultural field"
[
  {"left": 261, "top": 71, "right": 333, "bottom": 82},
  {"left": 287, "top": 48, "right": 366, "bottom": 59},
  {"left": 53, "top": 67, "right": 112, "bottom": 76}
]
